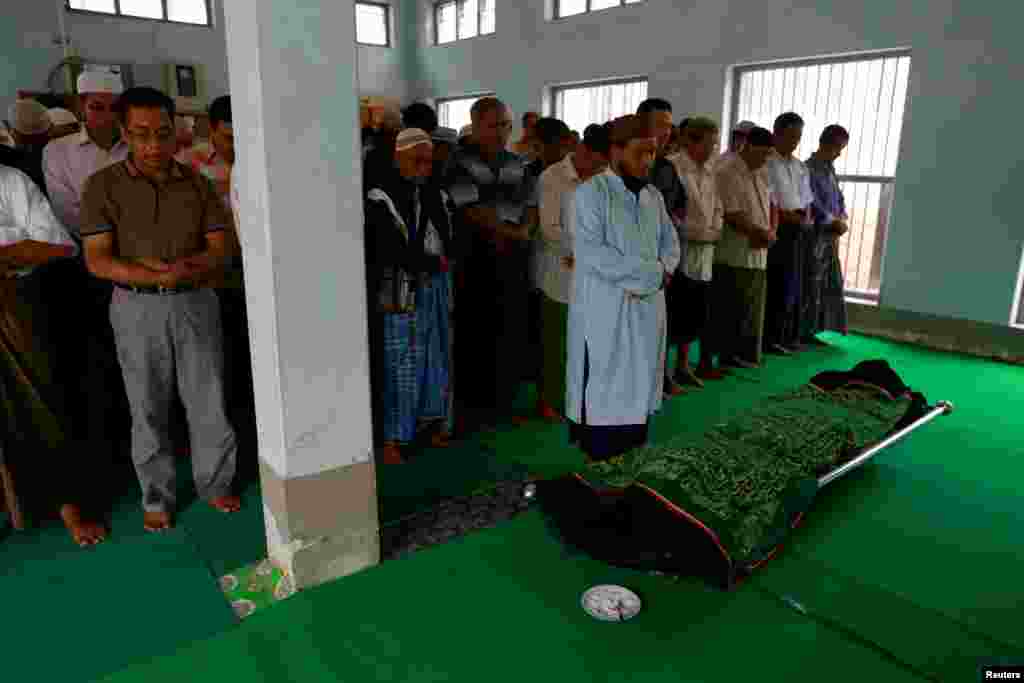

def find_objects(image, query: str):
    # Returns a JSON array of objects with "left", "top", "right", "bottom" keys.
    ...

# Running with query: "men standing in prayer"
[
  {"left": 803, "top": 124, "right": 851, "bottom": 342},
  {"left": 637, "top": 98, "right": 688, "bottom": 396},
  {"left": 0, "top": 165, "right": 92, "bottom": 541},
  {"left": 510, "top": 111, "right": 540, "bottom": 159},
  {"left": 764, "top": 112, "right": 814, "bottom": 355},
  {"left": 365, "top": 129, "right": 454, "bottom": 464},
  {"left": 669, "top": 117, "right": 727, "bottom": 385},
  {"left": 714, "top": 120, "right": 757, "bottom": 170},
  {"left": 42, "top": 69, "right": 131, "bottom": 544},
  {"left": 178, "top": 96, "right": 234, "bottom": 204},
  {"left": 446, "top": 97, "right": 538, "bottom": 432},
  {"left": 566, "top": 115, "right": 681, "bottom": 462},
  {"left": 80, "top": 87, "right": 240, "bottom": 532},
  {"left": 712, "top": 126, "right": 777, "bottom": 369},
  {"left": 1, "top": 99, "right": 52, "bottom": 194},
  {"left": 526, "top": 117, "right": 573, "bottom": 411},
  {"left": 536, "top": 123, "right": 610, "bottom": 420}
]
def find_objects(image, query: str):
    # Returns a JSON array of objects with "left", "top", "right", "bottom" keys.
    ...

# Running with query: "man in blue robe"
[{"left": 566, "top": 114, "right": 682, "bottom": 462}]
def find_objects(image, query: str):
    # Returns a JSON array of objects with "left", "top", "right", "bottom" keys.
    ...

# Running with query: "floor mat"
[
  {"left": 0, "top": 496, "right": 236, "bottom": 683},
  {"left": 100, "top": 512, "right": 930, "bottom": 683}
]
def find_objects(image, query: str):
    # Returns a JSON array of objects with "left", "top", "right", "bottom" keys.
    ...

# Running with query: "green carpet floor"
[{"left": 3, "top": 333, "right": 1022, "bottom": 682}]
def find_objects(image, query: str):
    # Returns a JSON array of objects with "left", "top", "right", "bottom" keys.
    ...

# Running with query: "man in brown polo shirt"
[{"left": 80, "top": 87, "right": 240, "bottom": 532}]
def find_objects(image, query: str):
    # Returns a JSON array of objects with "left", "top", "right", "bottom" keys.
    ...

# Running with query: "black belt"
[{"left": 114, "top": 282, "right": 198, "bottom": 295}]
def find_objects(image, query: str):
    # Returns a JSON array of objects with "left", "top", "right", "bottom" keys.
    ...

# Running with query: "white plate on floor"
[{"left": 581, "top": 585, "right": 642, "bottom": 622}]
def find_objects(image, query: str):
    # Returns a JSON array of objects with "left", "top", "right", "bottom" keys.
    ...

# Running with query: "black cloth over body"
[
  {"left": 568, "top": 344, "right": 649, "bottom": 462},
  {"left": 667, "top": 274, "right": 710, "bottom": 346},
  {"left": 764, "top": 221, "right": 805, "bottom": 348}
]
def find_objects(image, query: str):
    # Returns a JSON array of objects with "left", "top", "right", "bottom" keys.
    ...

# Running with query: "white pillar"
[{"left": 222, "top": 0, "right": 378, "bottom": 589}]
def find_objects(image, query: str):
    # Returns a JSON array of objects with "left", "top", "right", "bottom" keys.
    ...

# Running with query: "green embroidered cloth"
[{"left": 582, "top": 385, "right": 910, "bottom": 566}]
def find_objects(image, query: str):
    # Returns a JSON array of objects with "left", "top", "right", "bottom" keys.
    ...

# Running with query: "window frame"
[
  {"left": 549, "top": 76, "right": 649, "bottom": 127},
  {"left": 1010, "top": 245, "right": 1024, "bottom": 329},
  {"left": 355, "top": 1, "right": 391, "bottom": 47},
  {"left": 729, "top": 48, "right": 912, "bottom": 305},
  {"left": 553, "top": 0, "right": 644, "bottom": 21},
  {"left": 435, "top": 92, "right": 496, "bottom": 130},
  {"left": 65, "top": 0, "right": 213, "bottom": 27},
  {"left": 433, "top": 0, "right": 496, "bottom": 46}
]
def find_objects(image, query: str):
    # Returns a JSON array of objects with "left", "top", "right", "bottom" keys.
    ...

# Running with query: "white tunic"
[{"left": 566, "top": 170, "right": 681, "bottom": 427}]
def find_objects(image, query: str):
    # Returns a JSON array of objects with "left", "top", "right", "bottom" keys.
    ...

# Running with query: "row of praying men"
[
  {"left": 362, "top": 97, "right": 850, "bottom": 463},
  {"left": 1, "top": 72, "right": 245, "bottom": 546}
]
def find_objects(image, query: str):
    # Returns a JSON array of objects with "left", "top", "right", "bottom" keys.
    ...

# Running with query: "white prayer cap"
[
  {"left": 8, "top": 99, "right": 52, "bottom": 136},
  {"left": 458, "top": 124, "right": 473, "bottom": 138},
  {"left": 77, "top": 70, "right": 124, "bottom": 96},
  {"left": 733, "top": 120, "right": 757, "bottom": 133},
  {"left": 395, "top": 127, "right": 433, "bottom": 152},
  {"left": 47, "top": 107, "right": 78, "bottom": 127}
]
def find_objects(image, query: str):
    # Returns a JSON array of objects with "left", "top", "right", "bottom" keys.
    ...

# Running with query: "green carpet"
[
  {"left": 0, "top": 494, "right": 237, "bottom": 683},
  {"left": 5, "top": 333, "right": 1023, "bottom": 683},
  {"left": 100, "top": 512, "right": 932, "bottom": 683}
]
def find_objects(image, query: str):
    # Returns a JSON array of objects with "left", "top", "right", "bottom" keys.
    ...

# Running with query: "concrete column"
[{"left": 222, "top": 0, "right": 378, "bottom": 590}]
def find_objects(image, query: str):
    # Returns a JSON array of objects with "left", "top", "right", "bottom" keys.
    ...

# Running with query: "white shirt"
[
  {"left": 42, "top": 128, "right": 130, "bottom": 237},
  {"left": 0, "top": 166, "right": 78, "bottom": 276},
  {"left": 669, "top": 150, "right": 724, "bottom": 282},
  {"left": 764, "top": 151, "right": 813, "bottom": 212},
  {"left": 714, "top": 154, "right": 772, "bottom": 271},
  {"left": 537, "top": 154, "right": 583, "bottom": 304}
]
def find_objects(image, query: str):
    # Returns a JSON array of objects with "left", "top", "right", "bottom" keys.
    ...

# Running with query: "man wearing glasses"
[{"left": 80, "top": 87, "right": 240, "bottom": 533}]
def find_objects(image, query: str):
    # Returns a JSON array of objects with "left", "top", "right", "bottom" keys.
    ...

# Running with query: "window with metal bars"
[
  {"left": 434, "top": 0, "right": 495, "bottom": 45},
  {"left": 436, "top": 93, "right": 494, "bottom": 132},
  {"left": 554, "top": 0, "right": 643, "bottom": 20},
  {"left": 550, "top": 78, "right": 647, "bottom": 138},
  {"left": 355, "top": 2, "right": 390, "bottom": 46},
  {"left": 67, "top": 0, "right": 211, "bottom": 26},
  {"left": 731, "top": 50, "right": 911, "bottom": 303}
]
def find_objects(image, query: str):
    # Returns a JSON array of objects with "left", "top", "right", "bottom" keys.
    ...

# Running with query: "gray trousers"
[{"left": 110, "top": 287, "right": 237, "bottom": 513}]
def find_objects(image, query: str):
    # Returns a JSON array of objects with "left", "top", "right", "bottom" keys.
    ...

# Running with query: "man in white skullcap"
[
  {"left": 0, "top": 99, "right": 52, "bottom": 194},
  {"left": 47, "top": 108, "right": 80, "bottom": 140},
  {"left": 364, "top": 128, "right": 455, "bottom": 464},
  {"left": 38, "top": 69, "right": 131, "bottom": 546}
]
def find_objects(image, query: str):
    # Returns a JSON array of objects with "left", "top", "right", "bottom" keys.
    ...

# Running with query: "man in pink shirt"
[{"left": 40, "top": 70, "right": 131, "bottom": 546}]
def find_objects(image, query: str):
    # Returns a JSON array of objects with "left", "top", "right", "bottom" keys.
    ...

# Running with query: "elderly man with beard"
[{"left": 566, "top": 114, "right": 681, "bottom": 463}]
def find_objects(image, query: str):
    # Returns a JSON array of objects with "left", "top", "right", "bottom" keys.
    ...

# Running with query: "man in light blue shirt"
[{"left": 566, "top": 114, "right": 681, "bottom": 462}]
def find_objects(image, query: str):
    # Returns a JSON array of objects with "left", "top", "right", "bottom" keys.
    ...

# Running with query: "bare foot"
[
  {"left": 380, "top": 442, "right": 404, "bottom": 464},
  {"left": 209, "top": 495, "right": 242, "bottom": 513},
  {"left": 510, "top": 415, "right": 530, "bottom": 427},
  {"left": 536, "top": 400, "right": 562, "bottom": 423},
  {"left": 60, "top": 504, "right": 107, "bottom": 547},
  {"left": 430, "top": 431, "right": 452, "bottom": 449},
  {"left": 143, "top": 510, "right": 174, "bottom": 532}
]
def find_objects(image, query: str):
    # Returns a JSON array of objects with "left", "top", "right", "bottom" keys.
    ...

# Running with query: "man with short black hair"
[
  {"left": 764, "top": 111, "right": 814, "bottom": 355},
  {"left": 402, "top": 102, "right": 439, "bottom": 135},
  {"left": 637, "top": 98, "right": 688, "bottom": 395},
  {"left": 445, "top": 97, "right": 538, "bottom": 431},
  {"left": 802, "top": 124, "right": 851, "bottom": 343},
  {"left": 178, "top": 95, "right": 233, "bottom": 204},
  {"left": 81, "top": 86, "right": 240, "bottom": 532},
  {"left": 713, "top": 126, "right": 777, "bottom": 369},
  {"left": 567, "top": 115, "right": 681, "bottom": 462}
]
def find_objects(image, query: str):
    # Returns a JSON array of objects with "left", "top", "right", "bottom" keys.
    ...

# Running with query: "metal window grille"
[
  {"left": 554, "top": 0, "right": 643, "bottom": 20},
  {"left": 732, "top": 51, "right": 912, "bottom": 302},
  {"left": 551, "top": 78, "right": 647, "bottom": 137},
  {"left": 435, "top": 0, "right": 495, "bottom": 45}
]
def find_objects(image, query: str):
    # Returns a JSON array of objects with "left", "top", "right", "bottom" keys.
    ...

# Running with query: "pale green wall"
[{"left": 404, "top": 0, "right": 1024, "bottom": 328}]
